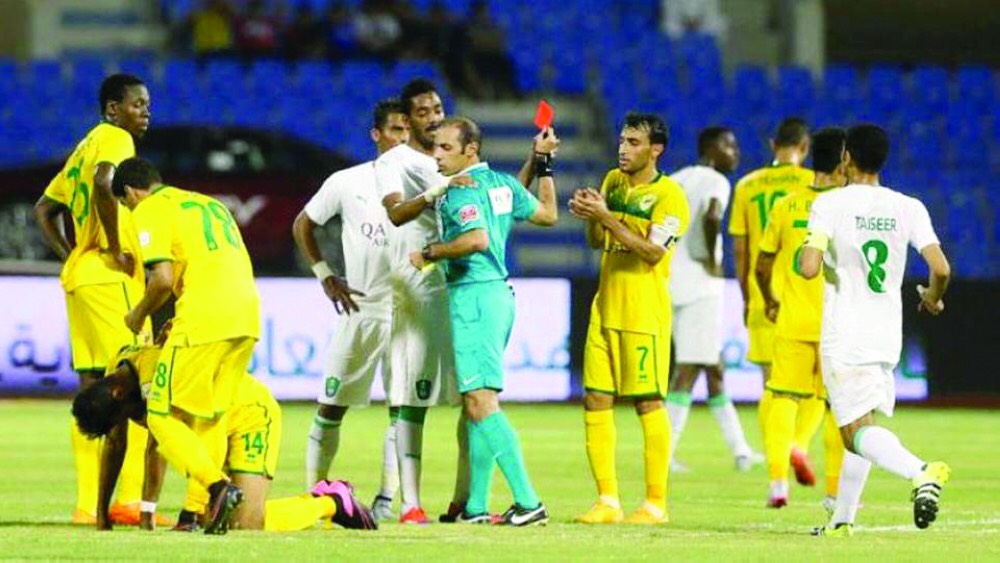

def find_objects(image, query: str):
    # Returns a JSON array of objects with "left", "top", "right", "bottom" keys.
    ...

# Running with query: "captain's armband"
[{"left": 803, "top": 230, "right": 829, "bottom": 251}]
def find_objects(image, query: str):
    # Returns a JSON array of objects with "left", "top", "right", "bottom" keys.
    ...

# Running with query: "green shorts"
[{"left": 448, "top": 280, "right": 514, "bottom": 394}]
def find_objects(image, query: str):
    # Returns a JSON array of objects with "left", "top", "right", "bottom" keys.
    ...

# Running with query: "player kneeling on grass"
[
  {"left": 72, "top": 343, "right": 377, "bottom": 532},
  {"left": 410, "top": 117, "right": 559, "bottom": 526}
]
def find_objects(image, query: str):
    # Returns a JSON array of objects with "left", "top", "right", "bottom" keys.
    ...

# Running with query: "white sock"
[
  {"left": 305, "top": 414, "right": 341, "bottom": 488},
  {"left": 451, "top": 413, "right": 471, "bottom": 505},
  {"left": 832, "top": 451, "right": 871, "bottom": 525},
  {"left": 709, "top": 395, "right": 753, "bottom": 458},
  {"left": 665, "top": 399, "right": 690, "bottom": 462},
  {"left": 396, "top": 414, "right": 425, "bottom": 513},
  {"left": 855, "top": 426, "right": 925, "bottom": 480},
  {"left": 378, "top": 419, "right": 399, "bottom": 500}
]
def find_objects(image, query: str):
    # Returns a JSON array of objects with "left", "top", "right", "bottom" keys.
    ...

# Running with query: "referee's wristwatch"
[{"left": 421, "top": 243, "right": 437, "bottom": 262}]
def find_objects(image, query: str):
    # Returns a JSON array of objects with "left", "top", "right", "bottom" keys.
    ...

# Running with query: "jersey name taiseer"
[{"left": 855, "top": 216, "right": 898, "bottom": 232}]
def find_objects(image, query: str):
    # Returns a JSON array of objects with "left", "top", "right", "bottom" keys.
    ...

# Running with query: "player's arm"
[
  {"left": 126, "top": 261, "right": 173, "bottom": 334},
  {"left": 292, "top": 210, "right": 365, "bottom": 314},
  {"left": 420, "top": 228, "right": 488, "bottom": 262},
  {"left": 798, "top": 238, "right": 824, "bottom": 279},
  {"left": 138, "top": 433, "right": 167, "bottom": 531},
  {"left": 702, "top": 197, "right": 723, "bottom": 274},
  {"left": 755, "top": 251, "right": 779, "bottom": 321},
  {"left": 570, "top": 188, "right": 670, "bottom": 265},
  {"left": 33, "top": 195, "right": 72, "bottom": 261},
  {"left": 517, "top": 127, "right": 560, "bottom": 188},
  {"left": 96, "top": 419, "right": 128, "bottom": 530},
  {"left": 94, "top": 162, "right": 134, "bottom": 275},
  {"left": 916, "top": 244, "right": 950, "bottom": 315}
]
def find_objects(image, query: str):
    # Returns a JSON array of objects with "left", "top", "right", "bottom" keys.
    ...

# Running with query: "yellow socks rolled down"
[
  {"left": 265, "top": 495, "right": 336, "bottom": 532},
  {"left": 70, "top": 420, "right": 100, "bottom": 522},
  {"left": 794, "top": 395, "right": 826, "bottom": 454},
  {"left": 765, "top": 396, "right": 798, "bottom": 482},
  {"left": 637, "top": 408, "right": 670, "bottom": 518}
]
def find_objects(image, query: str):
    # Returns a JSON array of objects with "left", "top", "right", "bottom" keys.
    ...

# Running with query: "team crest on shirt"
[
  {"left": 638, "top": 194, "right": 658, "bottom": 212},
  {"left": 458, "top": 204, "right": 480, "bottom": 225},
  {"left": 139, "top": 231, "right": 151, "bottom": 247},
  {"left": 415, "top": 379, "right": 432, "bottom": 400}
]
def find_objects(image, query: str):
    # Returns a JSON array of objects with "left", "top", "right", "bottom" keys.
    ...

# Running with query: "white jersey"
[
  {"left": 304, "top": 161, "right": 392, "bottom": 318},
  {"left": 807, "top": 184, "right": 939, "bottom": 365},
  {"left": 669, "top": 165, "right": 731, "bottom": 304},
  {"left": 374, "top": 143, "right": 448, "bottom": 295}
]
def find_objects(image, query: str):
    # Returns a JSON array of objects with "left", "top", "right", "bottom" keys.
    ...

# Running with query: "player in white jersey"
[
  {"left": 375, "top": 79, "right": 560, "bottom": 523},
  {"left": 667, "top": 127, "right": 762, "bottom": 472},
  {"left": 799, "top": 124, "right": 952, "bottom": 536},
  {"left": 293, "top": 100, "right": 410, "bottom": 522}
]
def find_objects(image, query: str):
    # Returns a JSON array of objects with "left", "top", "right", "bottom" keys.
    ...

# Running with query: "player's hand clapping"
[
  {"left": 322, "top": 275, "right": 366, "bottom": 315},
  {"left": 569, "top": 188, "right": 609, "bottom": 221}
]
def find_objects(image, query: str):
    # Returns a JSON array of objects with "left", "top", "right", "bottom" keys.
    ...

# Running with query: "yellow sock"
[
  {"left": 264, "top": 495, "right": 335, "bottom": 531},
  {"left": 146, "top": 414, "right": 227, "bottom": 489},
  {"left": 70, "top": 419, "right": 101, "bottom": 515},
  {"left": 822, "top": 408, "right": 844, "bottom": 497},
  {"left": 793, "top": 395, "right": 825, "bottom": 454},
  {"left": 757, "top": 388, "right": 774, "bottom": 451},
  {"left": 183, "top": 478, "right": 210, "bottom": 513},
  {"left": 765, "top": 395, "right": 798, "bottom": 481},
  {"left": 584, "top": 409, "right": 619, "bottom": 503},
  {"left": 637, "top": 408, "right": 670, "bottom": 512},
  {"left": 115, "top": 421, "right": 149, "bottom": 504}
]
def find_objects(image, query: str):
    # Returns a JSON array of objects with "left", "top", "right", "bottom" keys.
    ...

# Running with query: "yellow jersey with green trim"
[
  {"left": 594, "top": 169, "right": 690, "bottom": 334},
  {"left": 728, "top": 163, "right": 814, "bottom": 315},
  {"left": 132, "top": 186, "right": 261, "bottom": 345},
  {"left": 759, "top": 186, "right": 837, "bottom": 341},
  {"left": 42, "top": 122, "right": 144, "bottom": 292}
]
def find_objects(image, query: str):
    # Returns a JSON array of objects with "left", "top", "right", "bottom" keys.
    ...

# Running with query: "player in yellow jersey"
[
  {"left": 756, "top": 128, "right": 849, "bottom": 509},
  {"left": 570, "top": 113, "right": 689, "bottom": 525},
  {"left": 113, "top": 158, "right": 262, "bottom": 534},
  {"left": 72, "top": 343, "right": 377, "bottom": 532},
  {"left": 728, "top": 117, "right": 813, "bottom": 455},
  {"left": 32, "top": 73, "right": 153, "bottom": 525}
]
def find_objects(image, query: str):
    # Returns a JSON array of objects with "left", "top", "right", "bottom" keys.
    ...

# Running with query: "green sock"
[
  {"left": 465, "top": 419, "right": 495, "bottom": 515},
  {"left": 480, "top": 411, "right": 540, "bottom": 510}
]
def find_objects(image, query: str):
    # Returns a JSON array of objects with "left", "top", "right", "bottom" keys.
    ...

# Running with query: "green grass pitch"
[{"left": 1, "top": 400, "right": 998, "bottom": 561}]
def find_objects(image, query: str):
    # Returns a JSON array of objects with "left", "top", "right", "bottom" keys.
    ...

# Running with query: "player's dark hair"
[
  {"left": 773, "top": 117, "right": 809, "bottom": 148},
  {"left": 439, "top": 116, "right": 482, "bottom": 151},
  {"left": 811, "top": 127, "right": 847, "bottom": 174},
  {"left": 112, "top": 157, "right": 162, "bottom": 197},
  {"left": 99, "top": 73, "right": 144, "bottom": 116},
  {"left": 373, "top": 98, "right": 405, "bottom": 130},
  {"left": 846, "top": 124, "right": 890, "bottom": 174},
  {"left": 697, "top": 126, "right": 732, "bottom": 157},
  {"left": 624, "top": 112, "right": 669, "bottom": 147},
  {"left": 399, "top": 78, "right": 438, "bottom": 115},
  {"left": 72, "top": 380, "right": 121, "bottom": 439}
]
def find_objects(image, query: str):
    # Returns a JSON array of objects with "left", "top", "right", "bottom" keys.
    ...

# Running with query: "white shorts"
[
  {"left": 318, "top": 313, "right": 391, "bottom": 407},
  {"left": 672, "top": 296, "right": 722, "bottom": 365},
  {"left": 822, "top": 355, "right": 896, "bottom": 427},
  {"left": 388, "top": 286, "right": 459, "bottom": 407}
]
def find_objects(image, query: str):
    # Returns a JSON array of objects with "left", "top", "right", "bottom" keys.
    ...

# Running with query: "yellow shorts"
[
  {"left": 583, "top": 318, "right": 669, "bottom": 398},
  {"left": 65, "top": 281, "right": 150, "bottom": 372},
  {"left": 225, "top": 388, "right": 281, "bottom": 478},
  {"left": 767, "top": 336, "right": 825, "bottom": 397},
  {"left": 148, "top": 336, "right": 256, "bottom": 419},
  {"left": 746, "top": 309, "right": 775, "bottom": 365}
]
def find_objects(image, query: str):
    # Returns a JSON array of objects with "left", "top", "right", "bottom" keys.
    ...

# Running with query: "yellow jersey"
[
  {"left": 594, "top": 169, "right": 690, "bottom": 335},
  {"left": 132, "top": 186, "right": 261, "bottom": 345},
  {"left": 42, "top": 122, "right": 144, "bottom": 292},
  {"left": 759, "top": 186, "right": 837, "bottom": 341},
  {"left": 728, "top": 163, "right": 814, "bottom": 315}
]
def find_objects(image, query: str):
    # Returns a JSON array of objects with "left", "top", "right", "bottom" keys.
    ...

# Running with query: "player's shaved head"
[
  {"left": 112, "top": 157, "right": 162, "bottom": 198},
  {"left": 439, "top": 116, "right": 482, "bottom": 151},
  {"left": 846, "top": 124, "right": 889, "bottom": 174},
  {"left": 99, "top": 73, "right": 144, "bottom": 115},
  {"left": 623, "top": 112, "right": 669, "bottom": 147},
  {"left": 773, "top": 117, "right": 809, "bottom": 148},
  {"left": 811, "top": 127, "right": 847, "bottom": 174}
]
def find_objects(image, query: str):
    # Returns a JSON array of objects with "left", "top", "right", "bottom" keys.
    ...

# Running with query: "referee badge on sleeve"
[{"left": 459, "top": 204, "right": 480, "bottom": 226}]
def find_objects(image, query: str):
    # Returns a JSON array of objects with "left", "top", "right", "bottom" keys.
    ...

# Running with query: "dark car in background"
[{"left": 0, "top": 125, "right": 354, "bottom": 273}]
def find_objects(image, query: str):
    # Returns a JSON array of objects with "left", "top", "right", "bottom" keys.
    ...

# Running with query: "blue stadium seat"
[
  {"left": 911, "top": 65, "right": 949, "bottom": 115},
  {"left": 70, "top": 57, "right": 107, "bottom": 99},
  {"left": 775, "top": 65, "right": 815, "bottom": 117},
  {"left": 866, "top": 65, "right": 904, "bottom": 122},
  {"left": 248, "top": 60, "right": 288, "bottom": 97},
  {"left": 25, "top": 59, "right": 65, "bottom": 99},
  {"left": 117, "top": 56, "right": 155, "bottom": 83},
  {"left": 731, "top": 64, "right": 772, "bottom": 115},
  {"left": 552, "top": 50, "right": 587, "bottom": 95},
  {"left": 203, "top": 59, "right": 245, "bottom": 99},
  {"left": 900, "top": 122, "right": 944, "bottom": 171},
  {"left": 161, "top": 59, "right": 199, "bottom": 99},
  {"left": 955, "top": 65, "right": 994, "bottom": 115}
]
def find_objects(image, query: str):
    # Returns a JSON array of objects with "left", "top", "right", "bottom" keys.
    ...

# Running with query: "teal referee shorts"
[{"left": 448, "top": 280, "right": 515, "bottom": 394}]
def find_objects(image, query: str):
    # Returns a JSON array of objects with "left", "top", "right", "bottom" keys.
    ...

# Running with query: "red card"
[{"left": 534, "top": 99, "right": 554, "bottom": 129}]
